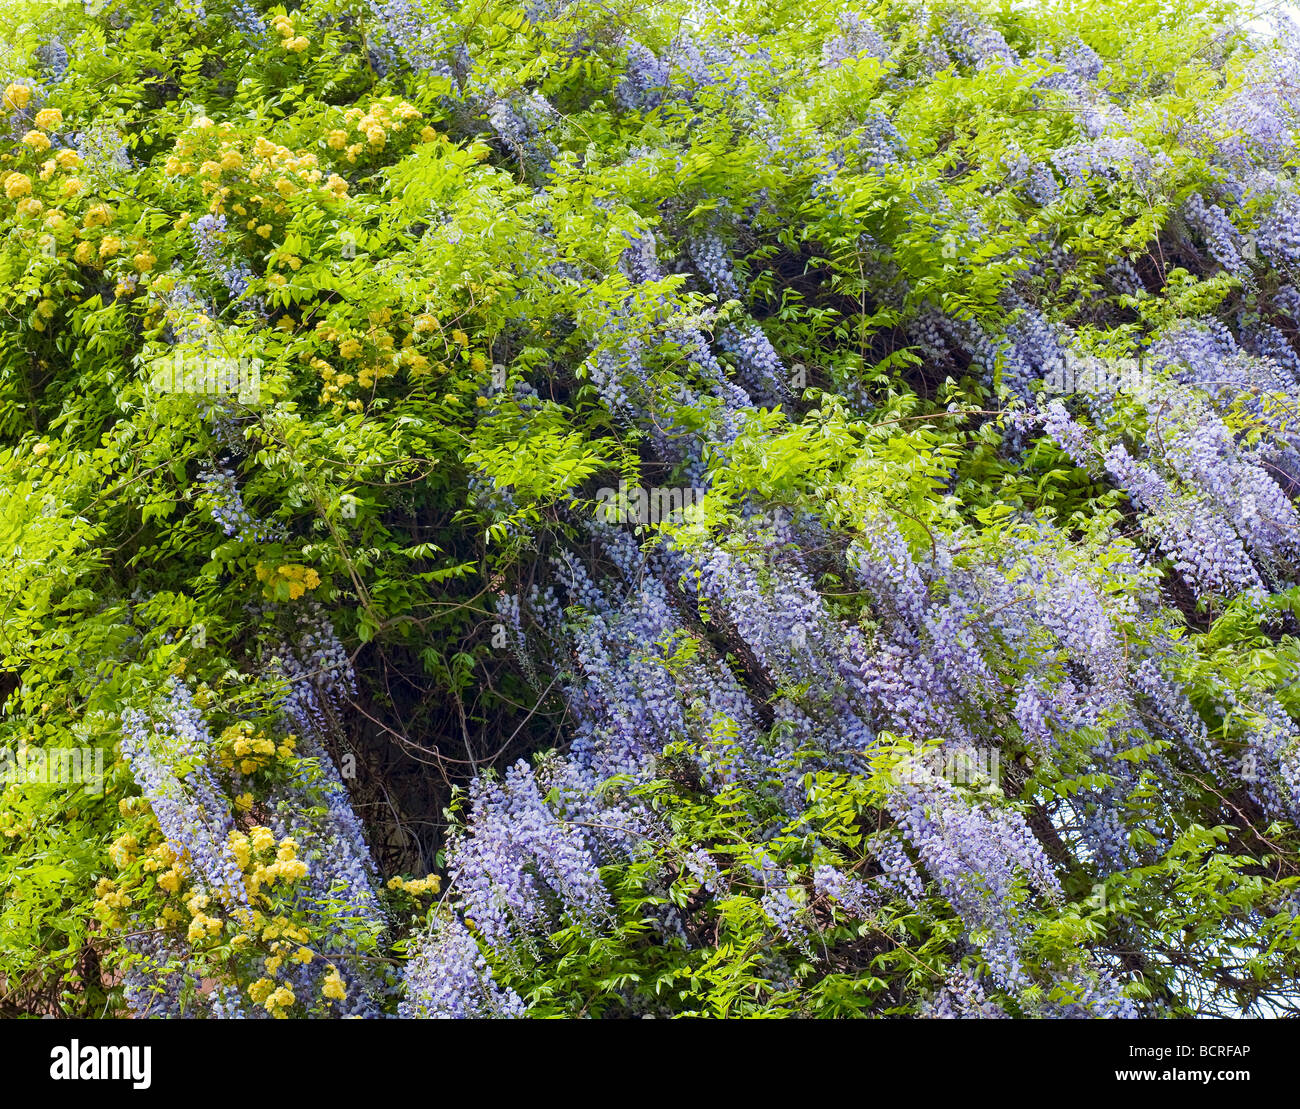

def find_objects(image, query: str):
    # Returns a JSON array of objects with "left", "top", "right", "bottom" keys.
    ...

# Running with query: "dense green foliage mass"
[{"left": 3, "top": 0, "right": 1300, "bottom": 1018}]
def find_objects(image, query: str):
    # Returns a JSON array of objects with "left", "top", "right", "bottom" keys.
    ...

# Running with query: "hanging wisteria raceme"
[
  {"left": 487, "top": 94, "right": 560, "bottom": 175},
  {"left": 190, "top": 213, "right": 256, "bottom": 301},
  {"left": 1201, "top": 31, "right": 1300, "bottom": 171},
  {"left": 687, "top": 231, "right": 743, "bottom": 303},
  {"left": 886, "top": 761, "right": 1061, "bottom": 991},
  {"left": 121, "top": 932, "right": 224, "bottom": 1018},
  {"left": 1150, "top": 388, "right": 1300, "bottom": 573},
  {"left": 446, "top": 759, "right": 610, "bottom": 952},
  {"left": 120, "top": 681, "right": 250, "bottom": 916},
  {"left": 1104, "top": 440, "right": 1267, "bottom": 598},
  {"left": 1181, "top": 193, "right": 1250, "bottom": 276},
  {"left": 615, "top": 39, "right": 672, "bottom": 111},
  {"left": 717, "top": 318, "right": 791, "bottom": 405},
  {"left": 196, "top": 464, "right": 278, "bottom": 543},
  {"left": 367, "top": 0, "right": 454, "bottom": 77},
  {"left": 1035, "top": 399, "right": 1269, "bottom": 600},
  {"left": 919, "top": 966, "right": 1009, "bottom": 1019},
  {"left": 820, "top": 11, "right": 889, "bottom": 69},
  {"left": 266, "top": 604, "right": 385, "bottom": 907},
  {"left": 35, "top": 38, "right": 69, "bottom": 81},
  {"left": 399, "top": 913, "right": 527, "bottom": 1018}
]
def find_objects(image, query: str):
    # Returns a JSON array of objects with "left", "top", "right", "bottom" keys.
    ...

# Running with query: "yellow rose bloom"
[
  {"left": 266, "top": 986, "right": 295, "bottom": 1014},
  {"left": 22, "top": 131, "right": 52, "bottom": 154},
  {"left": 3, "top": 84, "right": 31, "bottom": 111},
  {"left": 83, "top": 203, "right": 111, "bottom": 228},
  {"left": 322, "top": 969, "right": 346, "bottom": 1001},
  {"left": 55, "top": 149, "right": 80, "bottom": 169},
  {"left": 98, "top": 236, "right": 121, "bottom": 260},
  {"left": 4, "top": 172, "right": 32, "bottom": 199},
  {"left": 61, "top": 177, "right": 83, "bottom": 198},
  {"left": 17, "top": 197, "right": 42, "bottom": 218},
  {"left": 133, "top": 251, "right": 156, "bottom": 273},
  {"left": 286, "top": 36, "right": 309, "bottom": 52},
  {"left": 248, "top": 978, "right": 275, "bottom": 1004},
  {"left": 34, "top": 108, "right": 62, "bottom": 130},
  {"left": 73, "top": 240, "right": 95, "bottom": 265}
]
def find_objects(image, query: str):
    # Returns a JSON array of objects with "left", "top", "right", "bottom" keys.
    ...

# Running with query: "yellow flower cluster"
[
  {"left": 108, "top": 832, "right": 139, "bottom": 869},
  {"left": 93, "top": 877, "right": 131, "bottom": 927},
  {"left": 217, "top": 721, "right": 295, "bottom": 775},
  {"left": 337, "top": 97, "right": 424, "bottom": 163},
  {"left": 3, "top": 142, "right": 150, "bottom": 274},
  {"left": 243, "top": 910, "right": 347, "bottom": 1014},
  {"left": 83, "top": 202, "right": 112, "bottom": 229},
  {"left": 254, "top": 561, "right": 322, "bottom": 600},
  {"left": 186, "top": 896, "right": 224, "bottom": 942},
  {"left": 386, "top": 873, "right": 442, "bottom": 895},
  {"left": 308, "top": 305, "right": 440, "bottom": 406},
  {"left": 249, "top": 977, "right": 297, "bottom": 1016},
  {"left": 141, "top": 840, "right": 178, "bottom": 871},
  {"left": 260, "top": 914, "right": 310, "bottom": 947},
  {"left": 227, "top": 826, "right": 310, "bottom": 895},
  {"left": 2, "top": 83, "right": 31, "bottom": 112},
  {"left": 98, "top": 793, "right": 352, "bottom": 1016},
  {"left": 145, "top": 842, "right": 188, "bottom": 900},
  {"left": 30, "top": 298, "right": 55, "bottom": 331},
  {"left": 322, "top": 968, "right": 347, "bottom": 1001},
  {"left": 165, "top": 120, "right": 335, "bottom": 246},
  {"left": 272, "top": 12, "right": 309, "bottom": 53},
  {"left": 4, "top": 172, "right": 31, "bottom": 200}
]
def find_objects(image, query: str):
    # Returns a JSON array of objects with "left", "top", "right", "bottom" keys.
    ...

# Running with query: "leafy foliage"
[{"left": 2, "top": 0, "right": 1300, "bottom": 1018}]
